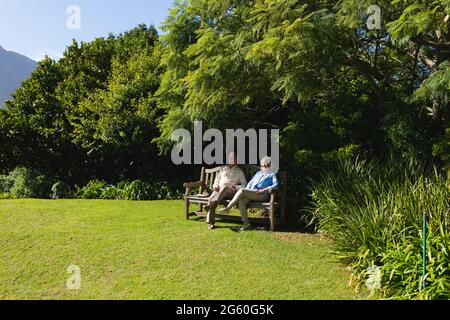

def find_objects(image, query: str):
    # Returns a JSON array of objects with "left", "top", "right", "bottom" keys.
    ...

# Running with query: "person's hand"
[{"left": 256, "top": 188, "right": 269, "bottom": 194}]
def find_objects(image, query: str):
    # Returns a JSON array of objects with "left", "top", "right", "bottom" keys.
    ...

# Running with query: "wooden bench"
[{"left": 183, "top": 166, "right": 286, "bottom": 231}]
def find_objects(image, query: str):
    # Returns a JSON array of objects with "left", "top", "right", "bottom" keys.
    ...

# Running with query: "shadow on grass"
[{"left": 190, "top": 215, "right": 315, "bottom": 234}]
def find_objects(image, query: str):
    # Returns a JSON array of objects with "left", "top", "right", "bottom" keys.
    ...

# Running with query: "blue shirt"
[{"left": 246, "top": 171, "right": 279, "bottom": 192}]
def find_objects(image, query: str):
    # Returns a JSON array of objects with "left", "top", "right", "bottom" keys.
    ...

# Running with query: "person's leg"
[
  {"left": 207, "top": 190, "right": 220, "bottom": 207},
  {"left": 220, "top": 189, "right": 265, "bottom": 218},
  {"left": 225, "top": 189, "right": 245, "bottom": 209},
  {"left": 206, "top": 202, "right": 218, "bottom": 226},
  {"left": 238, "top": 198, "right": 251, "bottom": 225},
  {"left": 206, "top": 190, "right": 219, "bottom": 226},
  {"left": 226, "top": 189, "right": 263, "bottom": 209},
  {"left": 238, "top": 190, "right": 265, "bottom": 229},
  {"left": 215, "top": 187, "right": 234, "bottom": 204},
  {"left": 207, "top": 188, "right": 234, "bottom": 228},
  {"left": 241, "top": 189, "right": 265, "bottom": 202}
]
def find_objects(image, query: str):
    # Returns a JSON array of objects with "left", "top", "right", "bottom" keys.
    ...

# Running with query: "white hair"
[{"left": 261, "top": 156, "right": 272, "bottom": 167}]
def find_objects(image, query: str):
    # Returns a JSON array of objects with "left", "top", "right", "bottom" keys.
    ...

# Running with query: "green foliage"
[
  {"left": 433, "top": 128, "right": 450, "bottom": 167},
  {"left": 0, "top": 0, "right": 448, "bottom": 298},
  {"left": 387, "top": 0, "right": 449, "bottom": 47},
  {"left": 308, "top": 156, "right": 450, "bottom": 299},
  {"left": 7, "top": 167, "right": 53, "bottom": 199},
  {"left": 76, "top": 179, "right": 182, "bottom": 201},
  {"left": 51, "top": 181, "right": 72, "bottom": 199},
  {"left": 152, "top": 0, "right": 450, "bottom": 233},
  {"left": 381, "top": 231, "right": 450, "bottom": 300},
  {"left": 156, "top": 0, "right": 448, "bottom": 162},
  {"left": 70, "top": 42, "right": 162, "bottom": 152},
  {"left": 0, "top": 24, "right": 184, "bottom": 185},
  {"left": 0, "top": 193, "right": 14, "bottom": 200},
  {"left": 76, "top": 180, "right": 109, "bottom": 199},
  {"left": 1, "top": 0, "right": 448, "bottom": 187},
  {"left": 414, "top": 62, "right": 450, "bottom": 150},
  {"left": 0, "top": 174, "right": 14, "bottom": 193}
]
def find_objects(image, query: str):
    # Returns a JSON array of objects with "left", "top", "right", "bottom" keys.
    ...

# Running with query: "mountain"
[{"left": 0, "top": 46, "right": 37, "bottom": 108}]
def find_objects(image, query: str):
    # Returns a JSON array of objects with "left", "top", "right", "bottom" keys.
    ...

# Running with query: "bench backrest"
[{"left": 199, "top": 165, "right": 286, "bottom": 195}]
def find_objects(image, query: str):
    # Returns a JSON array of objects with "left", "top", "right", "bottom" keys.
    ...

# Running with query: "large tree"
[
  {"left": 157, "top": 0, "right": 449, "bottom": 167},
  {"left": 0, "top": 25, "right": 177, "bottom": 184}
]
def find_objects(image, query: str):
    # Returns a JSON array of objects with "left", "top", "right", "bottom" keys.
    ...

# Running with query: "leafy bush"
[
  {"left": 100, "top": 185, "right": 121, "bottom": 200},
  {"left": 120, "top": 180, "right": 150, "bottom": 200},
  {"left": 7, "top": 167, "right": 53, "bottom": 199},
  {"left": 0, "top": 192, "right": 14, "bottom": 199},
  {"left": 76, "top": 179, "right": 182, "bottom": 201},
  {"left": 76, "top": 180, "right": 109, "bottom": 199},
  {"left": 307, "top": 156, "right": 450, "bottom": 299},
  {"left": 0, "top": 175, "right": 14, "bottom": 193},
  {"left": 381, "top": 231, "right": 450, "bottom": 300},
  {"left": 51, "top": 181, "right": 72, "bottom": 199}
]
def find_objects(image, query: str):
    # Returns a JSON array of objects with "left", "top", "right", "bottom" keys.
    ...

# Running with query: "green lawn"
[{"left": 0, "top": 200, "right": 354, "bottom": 300}]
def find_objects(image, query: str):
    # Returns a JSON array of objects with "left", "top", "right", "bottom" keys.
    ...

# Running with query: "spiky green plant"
[{"left": 307, "top": 156, "right": 450, "bottom": 299}]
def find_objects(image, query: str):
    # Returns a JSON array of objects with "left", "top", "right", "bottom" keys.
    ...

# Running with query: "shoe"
[
  {"left": 240, "top": 223, "right": 251, "bottom": 231},
  {"left": 208, "top": 224, "right": 215, "bottom": 230},
  {"left": 219, "top": 207, "right": 231, "bottom": 214}
]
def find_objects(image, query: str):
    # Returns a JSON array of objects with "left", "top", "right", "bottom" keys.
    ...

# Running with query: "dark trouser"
[{"left": 206, "top": 187, "right": 235, "bottom": 225}]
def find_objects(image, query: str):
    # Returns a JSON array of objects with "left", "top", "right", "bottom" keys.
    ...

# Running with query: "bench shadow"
[
  {"left": 190, "top": 216, "right": 314, "bottom": 234},
  {"left": 191, "top": 216, "right": 249, "bottom": 232}
]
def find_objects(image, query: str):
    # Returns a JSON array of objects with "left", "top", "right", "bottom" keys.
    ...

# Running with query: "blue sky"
[{"left": 0, "top": 0, "right": 175, "bottom": 61}]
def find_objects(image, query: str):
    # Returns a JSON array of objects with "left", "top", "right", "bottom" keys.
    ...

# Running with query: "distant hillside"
[{"left": 0, "top": 46, "right": 36, "bottom": 108}]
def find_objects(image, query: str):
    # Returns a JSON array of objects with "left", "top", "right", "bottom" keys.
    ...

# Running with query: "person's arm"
[
  {"left": 257, "top": 174, "right": 279, "bottom": 194},
  {"left": 245, "top": 174, "right": 256, "bottom": 190},
  {"left": 239, "top": 170, "right": 247, "bottom": 187},
  {"left": 267, "top": 174, "right": 279, "bottom": 192}
]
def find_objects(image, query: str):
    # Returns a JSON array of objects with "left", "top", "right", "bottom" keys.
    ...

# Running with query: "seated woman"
[{"left": 219, "top": 156, "right": 278, "bottom": 230}]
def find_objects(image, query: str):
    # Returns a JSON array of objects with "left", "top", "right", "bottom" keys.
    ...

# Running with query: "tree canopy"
[{"left": 0, "top": 1, "right": 449, "bottom": 186}]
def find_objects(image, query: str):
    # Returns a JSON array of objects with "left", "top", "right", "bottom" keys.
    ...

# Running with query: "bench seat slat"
[{"left": 187, "top": 195, "right": 274, "bottom": 208}]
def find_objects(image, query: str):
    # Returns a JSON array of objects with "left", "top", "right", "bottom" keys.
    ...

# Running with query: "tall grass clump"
[{"left": 307, "top": 156, "right": 450, "bottom": 299}]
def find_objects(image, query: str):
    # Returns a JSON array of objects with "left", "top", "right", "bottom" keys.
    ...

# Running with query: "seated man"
[
  {"left": 220, "top": 156, "right": 278, "bottom": 231},
  {"left": 206, "top": 152, "right": 247, "bottom": 230}
]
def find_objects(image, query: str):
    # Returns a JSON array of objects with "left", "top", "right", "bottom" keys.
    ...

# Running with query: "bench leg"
[
  {"left": 269, "top": 203, "right": 275, "bottom": 232},
  {"left": 184, "top": 197, "right": 190, "bottom": 220},
  {"left": 281, "top": 189, "right": 287, "bottom": 228}
]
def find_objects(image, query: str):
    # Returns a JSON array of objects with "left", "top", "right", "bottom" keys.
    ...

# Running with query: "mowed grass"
[{"left": 0, "top": 200, "right": 354, "bottom": 300}]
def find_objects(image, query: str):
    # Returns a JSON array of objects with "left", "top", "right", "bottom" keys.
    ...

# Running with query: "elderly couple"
[{"left": 206, "top": 153, "right": 278, "bottom": 231}]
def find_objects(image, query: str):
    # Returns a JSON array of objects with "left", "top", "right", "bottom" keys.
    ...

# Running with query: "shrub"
[
  {"left": 76, "top": 179, "right": 182, "bottom": 201},
  {"left": 0, "top": 192, "right": 14, "bottom": 199},
  {"left": 76, "top": 180, "right": 109, "bottom": 199},
  {"left": 8, "top": 167, "right": 53, "bottom": 199},
  {"left": 0, "top": 175, "right": 14, "bottom": 193},
  {"left": 381, "top": 232, "right": 450, "bottom": 300},
  {"left": 120, "top": 180, "right": 149, "bottom": 200},
  {"left": 100, "top": 185, "right": 122, "bottom": 200},
  {"left": 51, "top": 181, "right": 72, "bottom": 199},
  {"left": 307, "top": 156, "right": 450, "bottom": 299}
]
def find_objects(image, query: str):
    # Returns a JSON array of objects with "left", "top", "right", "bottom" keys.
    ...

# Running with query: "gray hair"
[{"left": 260, "top": 156, "right": 272, "bottom": 167}]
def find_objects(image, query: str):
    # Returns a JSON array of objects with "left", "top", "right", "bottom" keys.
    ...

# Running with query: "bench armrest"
[
  {"left": 269, "top": 188, "right": 279, "bottom": 195},
  {"left": 183, "top": 181, "right": 206, "bottom": 197},
  {"left": 183, "top": 181, "right": 204, "bottom": 188}
]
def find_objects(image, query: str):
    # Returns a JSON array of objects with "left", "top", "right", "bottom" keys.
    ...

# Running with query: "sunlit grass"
[{"left": 0, "top": 200, "right": 354, "bottom": 300}]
